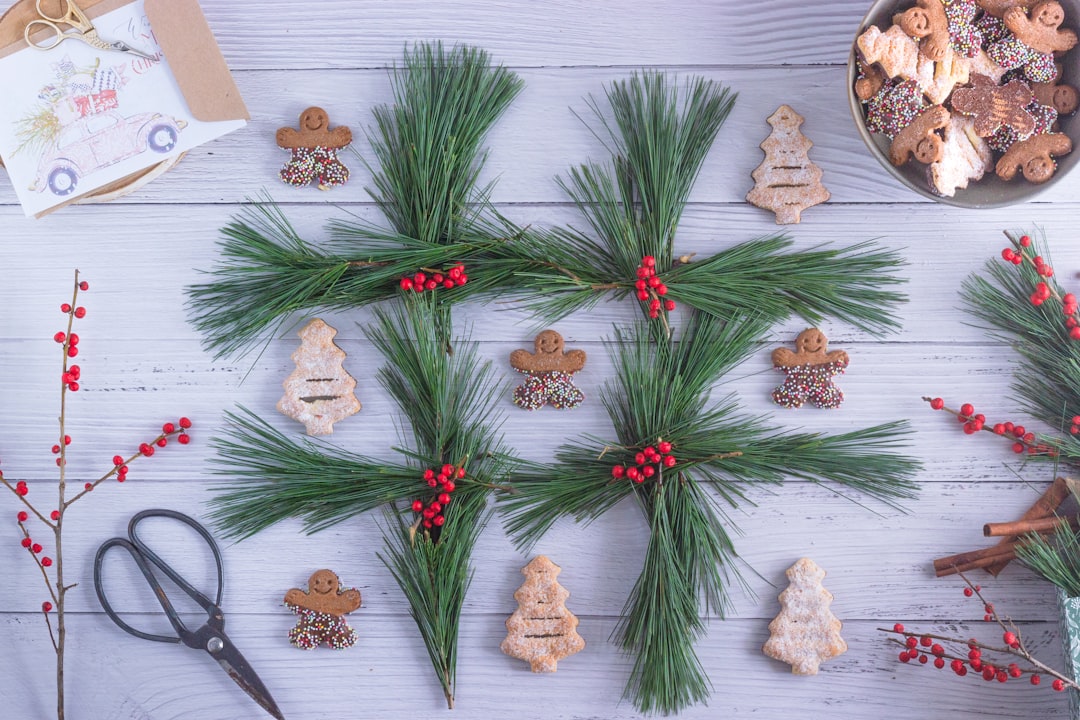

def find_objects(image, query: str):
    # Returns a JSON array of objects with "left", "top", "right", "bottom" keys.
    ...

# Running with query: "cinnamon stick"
[
  {"left": 934, "top": 540, "right": 1026, "bottom": 577},
  {"left": 984, "top": 477, "right": 1070, "bottom": 575},
  {"left": 984, "top": 514, "right": 1079, "bottom": 537}
]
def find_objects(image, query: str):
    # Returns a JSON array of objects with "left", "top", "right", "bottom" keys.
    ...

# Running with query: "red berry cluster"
[
  {"left": 399, "top": 264, "right": 468, "bottom": 293},
  {"left": 16, "top": 516, "right": 53, "bottom": 580},
  {"left": 889, "top": 584, "right": 1070, "bottom": 692},
  {"left": 1001, "top": 235, "right": 1080, "bottom": 340},
  {"left": 927, "top": 397, "right": 1056, "bottom": 457},
  {"left": 634, "top": 256, "right": 675, "bottom": 319},
  {"left": 610, "top": 440, "right": 677, "bottom": 483},
  {"left": 135, "top": 418, "right": 193, "bottom": 462},
  {"left": 411, "top": 463, "right": 465, "bottom": 529}
]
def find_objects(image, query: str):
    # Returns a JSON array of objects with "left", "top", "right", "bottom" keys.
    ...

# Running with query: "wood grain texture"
[{"left": 2, "top": 0, "right": 1080, "bottom": 718}]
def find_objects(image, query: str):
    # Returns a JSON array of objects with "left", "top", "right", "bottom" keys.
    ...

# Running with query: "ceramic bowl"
[{"left": 847, "top": 0, "right": 1080, "bottom": 207}]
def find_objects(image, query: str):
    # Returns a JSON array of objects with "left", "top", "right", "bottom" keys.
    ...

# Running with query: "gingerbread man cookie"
[
  {"left": 988, "top": 1, "right": 1076, "bottom": 82},
  {"left": 771, "top": 328, "right": 849, "bottom": 410},
  {"left": 977, "top": 0, "right": 1040, "bottom": 18},
  {"left": 284, "top": 569, "right": 362, "bottom": 649},
  {"left": 951, "top": 74, "right": 1036, "bottom": 136},
  {"left": 276, "top": 107, "right": 353, "bottom": 190},
  {"left": 895, "top": 0, "right": 951, "bottom": 61},
  {"left": 509, "top": 330, "right": 586, "bottom": 410},
  {"left": 996, "top": 131, "right": 1073, "bottom": 181},
  {"left": 889, "top": 104, "right": 950, "bottom": 166},
  {"left": 1032, "top": 64, "right": 1080, "bottom": 114}
]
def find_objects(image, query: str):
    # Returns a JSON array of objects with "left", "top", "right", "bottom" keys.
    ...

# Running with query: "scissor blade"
[
  {"left": 109, "top": 41, "right": 156, "bottom": 61},
  {"left": 213, "top": 640, "right": 285, "bottom": 720}
]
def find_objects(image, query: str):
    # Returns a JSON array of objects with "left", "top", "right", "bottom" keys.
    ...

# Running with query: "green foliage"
[
  {"left": 1017, "top": 523, "right": 1080, "bottom": 598},
  {"left": 961, "top": 232, "right": 1080, "bottom": 468},
  {"left": 186, "top": 42, "right": 526, "bottom": 359},
  {"left": 502, "top": 315, "right": 919, "bottom": 715}
]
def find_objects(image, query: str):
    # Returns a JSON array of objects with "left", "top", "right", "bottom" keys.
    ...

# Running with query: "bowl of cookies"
[{"left": 848, "top": 0, "right": 1080, "bottom": 207}]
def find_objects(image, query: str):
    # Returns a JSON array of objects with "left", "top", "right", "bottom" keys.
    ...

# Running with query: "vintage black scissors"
[
  {"left": 94, "top": 509, "right": 285, "bottom": 720},
  {"left": 24, "top": 0, "right": 155, "bottom": 59}
]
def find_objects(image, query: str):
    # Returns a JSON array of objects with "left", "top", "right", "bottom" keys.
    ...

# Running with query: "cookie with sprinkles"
[
  {"left": 987, "top": 99, "right": 1058, "bottom": 152},
  {"left": 284, "top": 569, "right": 362, "bottom": 650},
  {"left": 509, "top": 330, "right": 586, "bottom": 410},
  {"left": 866, "top": 79, "right": 925, "bottom": 137},
  {"left": 944, "top": 0, "right": 985, "bottom": 56},
  {"left": 771, "top": 328, "right": 849, "bottom": 410},
  {"left": 276, "top": 107, "right": 353, "bottom": 190}
]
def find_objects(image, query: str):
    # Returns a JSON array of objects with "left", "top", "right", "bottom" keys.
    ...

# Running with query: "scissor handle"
[
  {"left": 93, "top": 509, "right": 225, "bottom": 646},
  {"left": 23, "top": 18, "right": 65, "bottom": 50},
  {"left": 35, "top": 0, "right": 92, "bottom": 30}
]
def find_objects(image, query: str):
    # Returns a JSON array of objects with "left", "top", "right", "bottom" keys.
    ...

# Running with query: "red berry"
[
  {"left": 996, "top": 670, "right": 1008, "bottom": 683},
  {"left": 51, "top": 445, "right": 60, "bottom": 454},
  {"left": 429, "top": 502, "right": 441, "bottom": 514},
  {"left": 612, "top": 465, "right": 625, "bottom": 478},
  {"left": 634, "top": 452, "right": 646, "bottom": 465},
  {"left": 920, "top": 636, "right": 932, "bottom": 647},
  {"left": 642, "top": 256, "right": 656, "bottom": 268},
  {"left": 1031, "top": 674, "right": 1041, "bottom": 685},
  {"left": 919, "top": 654, "right": 928, "bottom": 664},
  {"left": 1003, "top": 631, "right": 1017, "bottom": 645},
  {"left": 31, "top": 543, "right": 42, "bottom": 554},
  {"left": 899, "top": 652, "right": 911, "bottom": 663},
  {"left": 664, "top": 300, "right": 676, "bottom": 312},
  {"left": 983, "top": 667, "right": 996, "bottom": 681},
  {"left": 139, "top": 444, "right": 154, "bottom": 457},
  {"left": 1012, "top": 442, "right": 1025, "bottom": 453},
  {"left": 626, "top": 468, "right": 639, "bottom": 480},
  {"left": 20, "top": 538, "right": 31, "bottom": 548},
  {"left": 438, "top": 493, "right": 451, "bottom": 504},
  {"left": 1009, "top": 664, "right": 1022, "bottom": 678},
  {"left": 413, "top": 272, "right": 426, "bottom": 285},
  {"left": 893, "top": 623, "right": 904, "bottom": 633},
  {"left": 178, "top": 416, "right": 192, "bottom": 428},
  {"left": 656, "top": 284, "right": 668, "bottom": 296},
  {"left": 963, "top": 423, "right": 977, "bottom": 435},
  {"left": 41, "top": 557, "right": 52, "bottom": 567},
  {"left": 443, "top": 279, "right": 455, "bottom": 289},
  {"left": 426, "top": 477, "right": 437, "bottom": 488},
  {"left": 53, "top": 332, "right": 65, "bottom": 343},
  {"left": 156, "top": 438, "right": 167, "bottom": 448},
  {"left": 906, "top": 636, "right": 918, "bottom": 649},
  {"left": 658, "top": 441, "right": 672, "bottom": 454},
  {"left": 1070, "top": 326, "right": 1080, "bottom": 341},
  {"left": 971, "top": 658, "right": 983, "bottom": 671},
  {"left": 425, "top": 279, "right": 438, "bottom": 291},
  {"left": 992, "top": 423, "right": 1005, "bottom": 435},
  {"left": 423, "top": 519, "right": 432, "bottom": 529},
  {"left": 960, "top": 403, "right": 974, "bottom": 417},
  {"left": 422, "top": 507, "right": 435, "bottom": 519},
  {"left": 69, "top": 366, "right": 79, "bottom": 380},
  {"left": 433, "top": 274, "right": 444, "bottom": 284},
  {"left": 60, "top": 303, "right": 71, "bottom": 313},
  {"left": 79, "top": 281, "right": 89, "bottom": 291},
  {"left": 50, "top": 510, "right": 59, "bottom": 521},
  {"left": 934, "top": 657, "right": 945, "bottom": 669},
  {"left": 17, "top": 511, "right": 27, "bottom": 522},
  {"left": 636, "top": 290, "right": 649, "bottom": 302},
  {"left": 42, "top": 602, "right": 52, "bottom": 613},
  {"left": 931, "top": 643, "right": 944, "bottom": 656},
  {"left": 642, "top": 466, "right": 655, "bottom": 478},
  {"left": 1020, "top": 235, "right": 1032, "bottom": 247},
  {"left": 411, "top": 500, "right": 423, "bottom": 513},
  {"left": 433, "top": 515, "right": 445, "bottom": 527},
  {"left": 84, "top": 483, "right": 92, "bottom": 491},
  {"left": 1054, "top": 679, "right": 1066, "bottom": 692},
  {"left": 67, "top": 346, "right": 78, "bottom": 358},
  {"left": 68, "top": 333, "right": 79, "bottom": 346},
  {"left": 969, "top": 648, "right": 981, "bottom": 660},
  {"left": 456, "top": 274, "right": 467, "bottom": 285},
  {"left": 663, "top": 455, "right": 677, "bottom": 467},
  {"left": 15, "top": 485, "right": 27, "bottom": 496},
  {"left": 442, "top": 481, "right": 456, "bottom": 492},
  {"left": 162, "top": 423, "right": 175, "bottom": 434},
  {"left": 177, "top": 434, "right": 190, "bottom": 445},
  {"left": 964, "top": 587, "right": 973, "bottom": 597},
  {"left": 67, "top": 382, "right": 79, "bottom": 392},
  {"left": 930, "top": 397, "right": 944, "bottom": 410},
  {"left": 74, "top": 307, "right": 86, "bottom": 318},
  {"left": 1013, "top": 425, "right": 1026, "bottom": 437}
]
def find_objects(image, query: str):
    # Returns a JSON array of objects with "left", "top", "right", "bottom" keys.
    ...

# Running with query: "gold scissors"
[{"left": 24, "top": 0, "right": 155, "bottom": 60}]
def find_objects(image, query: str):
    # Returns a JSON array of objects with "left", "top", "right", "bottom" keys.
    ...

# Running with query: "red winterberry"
[
  {"left": 920, "top": 636, "right": 932, "bottom": 647},
  {"left": 53, "top": 332, "right": 65, "bottom": 343},
  {"left": 906, "top": 636, "right": 918, "bottom": 649},
  {"left": 31, "top": 543, "right": 42, "bottom": 553},
  {"left": 433, "top": 515, "right": 446, "bottom": 527},
  {"left": 964, "top": 587, "right": 974, "bottom": 597},
  {"left": 1031, "top": 674, "right": 1041, "bottom": 685},
  {"left": 899, "top": 651, "right": 911, "bottom": 663},
  {"left": 442, "top": 481, "right": 456, "bottom": 493},
  {"left": 664, "top": 300, "right": 676, "bottom": 312},
  {"left": 42, "top": 602, "right": 52, "bottom": 613},
  {"left": 17, "top": 511, "right": 27, "bottom": 522},
  {"left": 663, "top": 455, "right": 677, "bottom": 468},
  {"left": 179, "top": 417, "right": 192, "bottom": 429},
  {"left": 658, "top": 441, "right": 672, "bottom": 454},
  {"left": 162, "top": 422, "right": 175, "bottom": 434},
  {"left": 74, "top": 307, "right": 86, "bottom": 318},
  {"left": 1054, "top": 679, "right": 1066, "bottom": 691},
  {"left": 156, "top": 438, "right": 167, "bottom": 448},
  {"left": 41, "top": 557, "right": 52, "bottom": 567},
  {"left": 84, "top": 483, "right": 92, "bottom": 491},
  {"left": 1003, "top": 631, "right": 1017, "bottom": 645},
  {"left": 79, "top": 281, "right": 89, "bottom": 291},
  {"left": 411, "top": 500, "right": 424, "bottom": 513},
  {"left": 50, "top": 510, "right": 59, "bottom": 521},
  {"left": 177, "top": 434, "right": 190, "bottom": 445},
  {"left": 139, "top": 443, "right": 154, "bottom": 457},
  {"left": 1019, "top": 235, "right": 1032, "bottom": 247},
  {"left": 60, "top": 303, "right": 71, "bottom": 313},
  {"left": 20, "top": 538, "right": 31, "bottom": 548},
  {"left": 931, "top": 643, "right": 944, "bottom": 656},
  {"left": 930, "top": 397, "right": 944, "bottom": 410},
  {"left": 934, "top": 657, "right": 945, "bottom": 669},
  {"left": 612, "top": 465, "right": 625, "bottom": 479},
  {"left": 960, "top": 403, "right": 974, "bottom": 417}
]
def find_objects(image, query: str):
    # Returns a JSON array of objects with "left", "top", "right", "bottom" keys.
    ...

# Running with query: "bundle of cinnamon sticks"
[{"left": 934, "top": 477, "right": 1077, "bottom": 577}]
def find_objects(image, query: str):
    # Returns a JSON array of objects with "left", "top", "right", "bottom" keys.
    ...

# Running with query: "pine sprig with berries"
[
  {"left": 186, "top": 42, "right": 526, "bottom": 359},
  {"left": 501, "top": 311, "right": 920, "bottom": 716},
  {"left": 1, "top": 272, "right": 192, "bottom": 720},
  {"left": 484, "top": 72, "right": 909, "bottom": 334},
  {"left": 209, "top": 301, "right": 519, "bottom": 709}
]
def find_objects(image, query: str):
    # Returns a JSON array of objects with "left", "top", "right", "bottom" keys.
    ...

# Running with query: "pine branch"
[
  {"left": 961, "top": 232, "right": 1080, "bottom": 449},
  {"left": 499, "top": 315, "right": 919, "bottom": 714},
  {"left": 378, "top": 489, "right": 489, "bottom": 710},
  {"left": 1016, "top": 524, "right": 1080, "bottom": 597},
  {"left": 207, "top": 408, "right": 420, "bottom": 538},
  {"left": 490, "top": 72, "right": 906, "bottom": 333},
  {"left": 186, "top": 42, "right": 528, "bottom": 359}
]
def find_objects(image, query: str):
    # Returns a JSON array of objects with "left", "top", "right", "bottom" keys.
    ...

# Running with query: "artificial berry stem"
[{"left": 923, "top": 396, "right": 1057, "bottom": 457}]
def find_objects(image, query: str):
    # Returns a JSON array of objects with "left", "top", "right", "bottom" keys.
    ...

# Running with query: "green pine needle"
[
  {"left": 500, "top": 314, "right": 919, "bottom": 715},
  {"left": 1016, "top": 524, "right": 1080, "bottom": 597},
  {"left": 960, "top": 230, "right": 1080, "bottom": 468},
  {"left": 187, "top": 42, "right": 528, "bottom": 359},
  {"left": 378, "top": 488, "right": 490, "bottom": 709}
]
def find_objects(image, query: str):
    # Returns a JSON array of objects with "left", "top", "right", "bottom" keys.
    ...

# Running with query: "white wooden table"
[{"left": 1, "top": 1, "right": 1076, "bottom": 718}]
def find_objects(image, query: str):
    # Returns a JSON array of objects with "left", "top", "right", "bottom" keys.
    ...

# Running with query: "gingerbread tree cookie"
[
  {"left": 284, "top": 569, "right": 362, "bottom": 649},
  {"left": 771, "top": 328, "right": 849, "bottom": 409},
  {"left": 276, "top": 106, "right": 353, "bottom": 190},
  {"left": 278, "top": 318, "right": 361, "bottom": 435},
  {"left": 763, "top": 558, "right": 847, "bottom": 675},
  {"left": 746, "top": 105, "right": 829, "bottom": 224},
  {"left": 509, "top": 330, "right": 586, "bottom": 410},
  {"left": 500, "top": 556, "right": 585, "bottom": 672}
]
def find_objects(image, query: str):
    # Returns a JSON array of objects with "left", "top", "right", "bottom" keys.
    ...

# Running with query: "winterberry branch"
[
  {"left": 923, "top": 396, "right": 1058, "bottom": 457},
  {"left": 18, "top": 521, "right": 57, "bottom": 605},
  {"left": 0, "top": 477, "right": 55, "bottom": 527},
  {"left": 883, "top": 574, "right": 1078, "bottom": 692}
]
